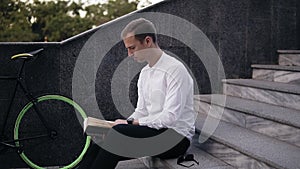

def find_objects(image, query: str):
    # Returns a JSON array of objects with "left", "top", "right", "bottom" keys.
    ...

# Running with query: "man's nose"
[{"left": 128, "top": 50, "right": 133, "bottom": 57}]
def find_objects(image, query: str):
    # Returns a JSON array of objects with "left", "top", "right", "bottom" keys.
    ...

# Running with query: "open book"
[{"left": 83, "top": 117, "right": 114, "bottom": 134}]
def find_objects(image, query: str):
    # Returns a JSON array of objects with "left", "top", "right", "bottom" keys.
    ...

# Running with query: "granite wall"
[
  {"left": 297, "top": 0, "right": 300, "bottom": 48},
  {"left": 0, "top": 0, "right": 299, "bottom": 167}
]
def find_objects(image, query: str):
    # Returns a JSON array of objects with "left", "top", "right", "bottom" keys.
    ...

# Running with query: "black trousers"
[{"left": 78, "top": 124, "right": 190, "bottom": 169}]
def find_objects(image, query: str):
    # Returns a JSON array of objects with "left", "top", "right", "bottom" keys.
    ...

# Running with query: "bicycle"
[{"left": 0, "top": 48, "right": 91, "bottom": 168}]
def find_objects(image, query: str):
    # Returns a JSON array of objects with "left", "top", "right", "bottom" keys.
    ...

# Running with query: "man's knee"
[{"left": 112, "top": 124, "right": 128, "bottom": 133}]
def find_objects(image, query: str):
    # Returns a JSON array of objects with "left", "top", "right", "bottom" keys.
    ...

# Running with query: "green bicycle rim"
[{"left": 14, "top": 95, "right": 91, "bottom": 169}]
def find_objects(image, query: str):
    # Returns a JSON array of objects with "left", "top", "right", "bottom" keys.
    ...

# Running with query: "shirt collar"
[{"left": 146, "top": 52, "right": 165, "bottom": 69}]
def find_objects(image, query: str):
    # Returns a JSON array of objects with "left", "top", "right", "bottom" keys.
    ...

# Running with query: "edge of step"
[
  {"left": 251, "top": 64, "right": 300, "bottom": 72},
  {"left": 195, "top": 94, "right": 300, "bottom": 129},
  {"left": 222, "top": 79, "right": 300, "bottom": 95},
  {"left": 277, "top": 50, "right": 300, "bottom": 54}
]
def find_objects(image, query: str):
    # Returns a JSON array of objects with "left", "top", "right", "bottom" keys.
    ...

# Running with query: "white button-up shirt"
[{"left": 129, "top": 52, "right": 196, "bottom": 140}]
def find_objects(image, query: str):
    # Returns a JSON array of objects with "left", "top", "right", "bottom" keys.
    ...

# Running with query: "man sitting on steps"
[{"left": 79, "top": 18, "right": 197, "bottom": 169}]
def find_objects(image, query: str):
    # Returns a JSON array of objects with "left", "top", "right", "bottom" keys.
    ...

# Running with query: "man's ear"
[{"left": 145, "top": 36, "right": 152, "bottom": 47}]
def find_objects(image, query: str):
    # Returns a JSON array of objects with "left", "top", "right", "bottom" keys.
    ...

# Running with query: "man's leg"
[
  {"left": 155, "top": 136, "right": 190, "bottom": 159},
  {"left": 83, "top": 124, "right": 189, "bottom": 169},
  {"left": 89, "top": 124, "right": 167, "bottom": 169},
  {"left": 77, "top": 141, "right": 100, "bottom": 168}
]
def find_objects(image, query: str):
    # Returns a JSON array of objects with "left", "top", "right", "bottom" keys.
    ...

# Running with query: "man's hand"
[
  {"left": 113, "top": 119, "right": 139, "bottom": 126},
  {"left": 113, "top": 119, "right": 128, "bottom": 126}
]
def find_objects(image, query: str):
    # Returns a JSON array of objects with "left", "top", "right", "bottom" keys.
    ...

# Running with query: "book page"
[{"left": 84, "top": 117, "right": 114, "bottom": 132}]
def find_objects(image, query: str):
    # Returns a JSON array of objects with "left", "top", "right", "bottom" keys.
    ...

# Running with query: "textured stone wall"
[{"left": 297, "top": 0, "right": 300, "bottom": 48}]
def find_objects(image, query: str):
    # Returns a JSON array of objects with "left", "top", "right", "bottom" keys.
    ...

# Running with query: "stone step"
[
  {"left": 277, "top": 50, "right": 300, "bottom": 66},
  {"left": 195, "top": 94, "right": 300, "bottom": 147},
  {"left": 251, "top": 64, "right": 300, "bottom": 84},
  {"left": 15, "top": 145, "right": 234, "bottom": 169},
  {"left": 196, "top": 113, "right": 300, "bottom": 169},
  {"left": 136, "top": 134, "right": 234, "bottom": 169},
  {"left": 222, "top": 79, "right": 300, "bottom": 110},
  {"left": 116, "top": 135, "right": 235, "bottom": 169},
  {"left": 160, "top": 141, "right": 235, "bottom": 169}
]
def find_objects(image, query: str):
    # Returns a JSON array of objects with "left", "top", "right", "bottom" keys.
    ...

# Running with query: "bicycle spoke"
[
  {"left": 0, "top": 141, "right": 17, "bottom": 148},
  {"left": 14, "top": 133, "right": 49, "bottom": 143}
]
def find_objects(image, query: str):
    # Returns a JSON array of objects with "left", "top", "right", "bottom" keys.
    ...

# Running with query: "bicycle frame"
[{"left": 0, "top": 58, "right": 54, "bottom": 150}]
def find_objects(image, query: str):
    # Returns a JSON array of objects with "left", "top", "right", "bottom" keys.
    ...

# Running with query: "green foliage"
[
  {"left": 0, "top": 0, "right": 140, "bottom": 42},
  {"left": 0, "top": 0, "right": 39, "bottom": 41}
]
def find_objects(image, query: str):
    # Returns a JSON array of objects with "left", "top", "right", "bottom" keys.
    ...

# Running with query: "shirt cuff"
[{"left": 137, "top": 117, "right": 148, "bottom": 126}]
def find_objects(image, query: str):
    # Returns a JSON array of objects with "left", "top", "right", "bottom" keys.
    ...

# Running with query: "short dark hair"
[{"left": 121, "top": 18, "right": 157, "bottom": 43}]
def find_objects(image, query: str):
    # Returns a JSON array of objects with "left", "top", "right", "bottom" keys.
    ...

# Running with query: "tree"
[
  {"left": 28, "top": 0, "right": 95, "bottom": 41},
  {"left": 85, "top": 0, "right": 139, "bottom": 26},
  {"left": 0, "top": 0, "right": 140, "bottom": 42},
  {"left": 0, "top": 0, "right": 39, "bottom": 41}
]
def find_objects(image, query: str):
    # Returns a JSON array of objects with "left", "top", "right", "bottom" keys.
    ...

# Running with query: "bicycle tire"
[{"left": 14, "top": 95, "right": 91, "bottom": 169}]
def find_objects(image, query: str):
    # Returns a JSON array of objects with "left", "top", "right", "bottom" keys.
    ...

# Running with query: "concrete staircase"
[{"left": 192, "top": 50, "right": 300, "bottom": 169}]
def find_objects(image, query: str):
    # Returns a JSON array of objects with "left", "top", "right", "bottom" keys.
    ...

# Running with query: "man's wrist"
[
  {"left": 127, "top": 118, "right": 139, "bottom": 125},
  {"left": 133, "top": 119, "right": 139, "bottom": 125},
  {"left": 127, "top": 118, "right": 134, "bottom": 124}
]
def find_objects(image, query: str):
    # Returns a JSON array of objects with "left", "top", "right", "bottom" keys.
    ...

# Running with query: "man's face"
[{"left": 123, "top": 34, "right": 149, "bottom": 63}]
